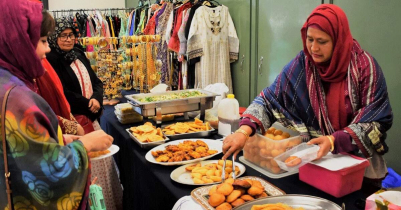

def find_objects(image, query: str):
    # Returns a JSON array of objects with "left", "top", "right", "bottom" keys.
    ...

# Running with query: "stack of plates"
[{"left": 114, "top": 103, "right": 143, "bottom": 124}]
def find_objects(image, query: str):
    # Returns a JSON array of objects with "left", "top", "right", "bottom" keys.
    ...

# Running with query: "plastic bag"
[{"left": 365, "top": 189, "right": 401, "bottom": 210}]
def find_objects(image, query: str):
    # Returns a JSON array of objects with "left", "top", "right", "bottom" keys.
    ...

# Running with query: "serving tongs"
[{"left": 221, "top": 155, "right": 236, "bottom": 182}]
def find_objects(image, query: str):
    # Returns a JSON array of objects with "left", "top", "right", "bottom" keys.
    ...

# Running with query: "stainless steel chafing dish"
[
  {"left": 232, "top": 194, "right": 343, "bottom": 210},
  {"left": 125, "top": 89, "right": 218, "bottom": 124}
]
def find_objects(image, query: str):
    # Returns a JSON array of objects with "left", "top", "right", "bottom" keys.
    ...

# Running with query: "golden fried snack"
[
  {"left": 251, "top": 180, "right": 264, "bottom": 189},
  {"left": 129, "top": 122, "right": 165, "bottom": 142},
  {"left": 208, "top": 193, "right": 225, "bottom": 207},
  {"left": 216, "top": 202, "right": 232, "bottom": 210},
  {"left": 231, "top": 198, "right": 245, "bottom": 207},
  {"left": 247, "top": 186, "right": 264, "bottom": 196},
  {"left": 186, "top": 163, "right": 201, "bottom": 172},
  {"left": 88, "top": 149, "right": 110, "bottom": 158},
  {"left": 226, "top": 190, "right": 242, "bottom": 203},
  {"left": 152, "top": 140, "right": 216, "bottom": 162},
  {"left": 224, "top": 178, "right": 235, "bottom": 185},
  {"left": 255, "top": 192, "right": 268, "bottom": 199},
  {"left": 209, "top": 185, "right": 218, "bottom": 196},
  {"left": 240, "top": 194, "right": 255, "bottom": 201},
  {"left": 162, "top": 119, "right": 212, "bottom": 135},
  {"left": 285, "top": 156, "right": 302, "bottom": 167},
  {"left": 251, "top": 203, "right": 304, "bottom": 210},
  {"left": 217, "top": 183, "right": 234, "bottom": 196},
  {"left": 232, "top": 180, "right": 252, "bottom": 189}
]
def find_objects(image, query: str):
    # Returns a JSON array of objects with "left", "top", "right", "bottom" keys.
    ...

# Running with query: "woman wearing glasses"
[
  {"left": 47, "top": 18, "right": 103, "bottom": 133},
  {"left": 46, "top": 18, "right": 123, "bottom": 210}
]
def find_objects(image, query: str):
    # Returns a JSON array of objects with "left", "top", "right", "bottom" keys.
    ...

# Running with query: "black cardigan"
[{"left": 46, "top": 48, "right": 103, "bottom": 121}]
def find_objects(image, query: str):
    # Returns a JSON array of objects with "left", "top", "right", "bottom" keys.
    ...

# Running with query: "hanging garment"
[
  {"left": 168, "top": 2, "right": 192, "bottom": 53},
  {"left": 187, "top": 5, "right": 239, "bottom": 92},
  {"left": 155, "top": 3, "right": 174, "bottom": 84}
]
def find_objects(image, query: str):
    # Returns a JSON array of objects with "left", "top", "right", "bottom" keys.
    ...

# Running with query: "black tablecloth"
[{"left": 100, "top": 90, "right": 378, "bottom": 210}]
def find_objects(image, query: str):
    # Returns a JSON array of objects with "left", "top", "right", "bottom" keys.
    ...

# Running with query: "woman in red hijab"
[
  {"left": 35, "top": 10, "right": 85, "bottom": 136},
  {"left": 223, "top": 4, "right": 393, "bottom": 181}
]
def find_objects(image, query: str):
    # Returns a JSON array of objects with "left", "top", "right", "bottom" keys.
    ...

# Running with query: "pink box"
[{"left": 299, "top": 155, "right": 370, "bottom": 198}]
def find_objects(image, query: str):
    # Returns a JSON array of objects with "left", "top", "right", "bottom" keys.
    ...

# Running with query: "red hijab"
[
  {"left": 0, "top": 0, "right": 44, "bottom": 90},
  {"left": 301, "top": 4, "right": 354, "bottom": 131},
  {"left": 36, "top": 59, "right": 72, "bottom": 120}
]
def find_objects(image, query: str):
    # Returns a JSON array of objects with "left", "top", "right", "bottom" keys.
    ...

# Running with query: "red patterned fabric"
[
  {"left": 168, "top": 2, "right": 192, "bottom": 52},
  {"left": 301, "top": 4, "right": 353, "bottom": 131},
  {"left": 143, "top": 12, "right": 157, "bottom": 35}
]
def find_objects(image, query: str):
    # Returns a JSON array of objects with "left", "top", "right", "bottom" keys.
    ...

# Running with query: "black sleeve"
[{"left": 46, "top": 52, "right": 91, "bottom": 116}]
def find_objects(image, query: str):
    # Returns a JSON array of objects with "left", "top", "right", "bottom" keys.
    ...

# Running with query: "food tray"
[
  {"left": 164, "top": 127, "right": 216, "bottom": 140},
  {"left": 170, "top": 159, "right": 246, "bottom": 185},
  {"left": 191, "top": 176, "right": 285, "bottom": 210},
  {"left": 126, "top": 128, "right": 169, "bottom": 149},
  {"left": 125, "top": 89, "right": 218, "bottom": 117},
  {"left": 145, "top": 139, "right": 222, "bottom": 166},
  {"left": 232, "top": 194, "right": 342, "bottom": 210}
]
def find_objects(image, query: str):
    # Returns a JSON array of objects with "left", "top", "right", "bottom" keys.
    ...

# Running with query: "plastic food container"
[
  {"left": 243, "top": 123, "right": 302, "bottom": 174},
  {"left": 299, "top": 155, "right": 370, "bottom": 198},
  {"left": 274, "top": 143, "right": 319, "bottom": 172}
]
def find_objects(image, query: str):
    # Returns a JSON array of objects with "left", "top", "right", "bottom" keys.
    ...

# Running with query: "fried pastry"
[
  {"left": 208, "top": 193, "right": 225, "bottom": 207},
  {"left": 216, "top": 202, "right": 232, "bottom": 210},
  {"left": 231, "top": 198, "right": 245, "bottom": 207},
  {"left": 226, "top": 190, "right": 242, "bottom": 203},
  {"left": 217, "top": 183, "right": 234, "bottom": 196}
]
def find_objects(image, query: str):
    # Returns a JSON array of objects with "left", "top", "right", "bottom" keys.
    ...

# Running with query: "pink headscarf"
[{"left": 0, "top": 0, "right": 44, "bottom": 90}]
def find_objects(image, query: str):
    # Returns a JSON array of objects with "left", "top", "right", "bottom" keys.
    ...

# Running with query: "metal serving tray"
[
  {"left": 126, "top": 128, "right": 170, "bottom": 149},
  {"left": 125, "top": 89, "right": 218, "bottom": 123},
  {"left": 164, "top": 127, "right": 216, "bottom": 140},
  {"left": 232, "top": 194, "right": 343, "bottom": 210}
]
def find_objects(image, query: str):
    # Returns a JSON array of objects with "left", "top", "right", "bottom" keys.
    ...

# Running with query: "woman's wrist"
[{"left": 326, "top": 135, "right": 335, "bottom": 152}]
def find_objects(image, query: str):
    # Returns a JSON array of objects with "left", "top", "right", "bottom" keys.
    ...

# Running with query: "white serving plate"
[
  {"left": 170, "top": 159, "right": 246, "bottom": 185},
  {"left": 91, "top": 144, "right": 119, "bottom": 160},
  {"left": 145, "top": 139, "right": 222, "bottom": 166}
]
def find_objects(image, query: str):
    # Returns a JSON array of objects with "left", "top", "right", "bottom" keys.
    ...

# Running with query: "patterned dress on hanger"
[
  {"left": 187, "top": 5, "right": 239, "bottom": 92},
  {"left": 155, "top": 3, "right": 174, "bottom": 84}
]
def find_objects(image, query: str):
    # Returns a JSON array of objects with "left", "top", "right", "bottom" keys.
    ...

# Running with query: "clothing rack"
[{"left": 49, "top": 8, "right": 134, "bottom": 13}]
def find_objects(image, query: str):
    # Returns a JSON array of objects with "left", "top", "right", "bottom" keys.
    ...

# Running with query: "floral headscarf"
[{"left": 48, "top": 17, "right": 78, "bottom": 63}]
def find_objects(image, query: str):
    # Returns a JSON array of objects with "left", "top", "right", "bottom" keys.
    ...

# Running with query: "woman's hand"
[
  {"left": 63, "top": 134, "right": 80, "bottom": 144},
  {"left": 89, "top": 98, "right": 100, "bottom": 113},
  {"left": 79, "top": 130, "right": 114, "bottom": 152},
  {"left": 222, "top": 126, "right": 252, "bottom": 160},
  {"left": 76, "top": 124, "right": 85, "bottom": 136},
  {"left": 307, "top": 135, "right": 334, "bottom": 160}
]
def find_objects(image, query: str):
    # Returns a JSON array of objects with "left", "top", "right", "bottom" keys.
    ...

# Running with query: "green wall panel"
[
  {"left": 334, "top": 0, "right": 401, "bottom": 174},
  {"left": 219, "top": 0, "right": 252, "bottom": 107},
  {"left": 126, "top": 0, "right": 140, "bottom": 8},
  {"left": 255, "top": 0, "right": 320, "bottom": 95}
]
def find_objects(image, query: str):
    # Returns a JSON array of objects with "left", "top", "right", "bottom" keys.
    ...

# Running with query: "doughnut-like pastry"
[
  {"left": 217, "top": 183, "right": 234, "bottom": 196},
  {"left": 251, "top": 180, "right": 264, "bottom": 189},
  {"left": 224, "top": 178, "right": 235, "bottom": 185},
  {"left": 232, "top": 180, "right": 251, "bottom": 189},
  {"left": 285, "top": 156, "right": 302, "bottom": 167},
  {"left": 216, "top": 202, "right": 232, "bottom": 210},
  {"left": 208, "top": 193, "right": 225, "bottom": 207},
  {"left": 240, "top": 194, "right": 255, "bottom": 201},
  {"left": 226, "top": 190, "right": 242, "bottom": 203},
  {"left": 254, "top": 192, "right": 268, "bottom": 199},
  {"left": 247, "top": 186, "right": 264, "bottom": 196},
  {"left": 231, "top": 198, "right": 245, "bottom": 207},
  {"left": 209, "top": 185, "right": 217, "bottom": 196}
]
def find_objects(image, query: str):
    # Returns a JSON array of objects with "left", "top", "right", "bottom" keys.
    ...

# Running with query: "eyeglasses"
[{"left": 58, "top": 33, "right": 76, "bottom": 41}]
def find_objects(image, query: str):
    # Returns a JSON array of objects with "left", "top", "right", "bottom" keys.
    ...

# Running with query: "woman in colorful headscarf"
[
  {"left": 222, "top": 4, "right": 393, "bottom": 181},
  {"left": 46, "top": 17, "right": 103, "bottom": 133},
  {"left": 0, "top": 0, "right": 113, "bottom": 209}
]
